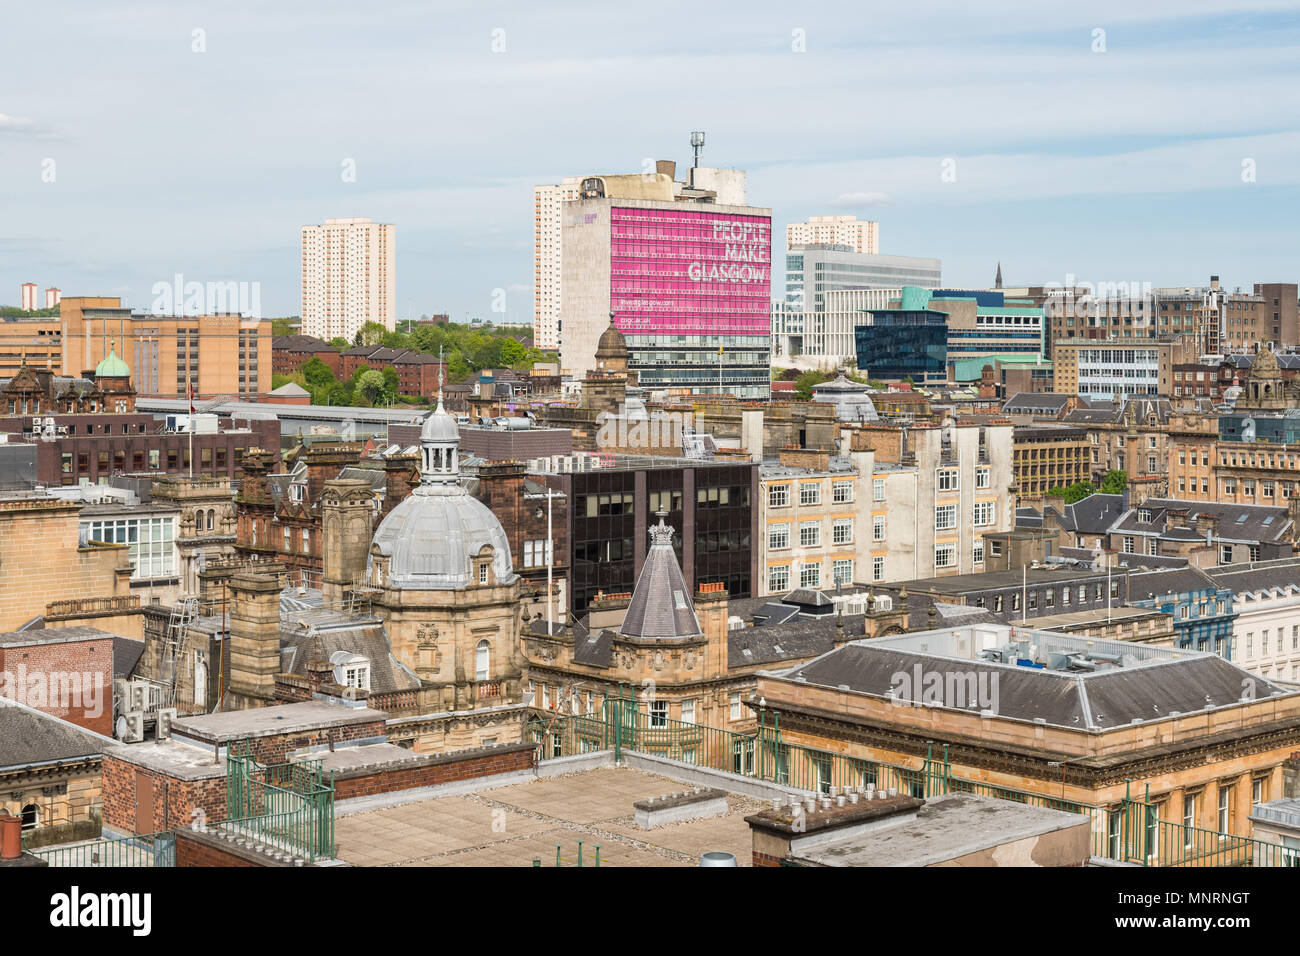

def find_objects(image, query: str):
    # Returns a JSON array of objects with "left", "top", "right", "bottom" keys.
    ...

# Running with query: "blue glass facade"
[
  {"left": 1131, "top": 585, "right": 1236, "bottom": 657},
  {"left": 854, "top": 311, "right": 948, "bottom": 382}
]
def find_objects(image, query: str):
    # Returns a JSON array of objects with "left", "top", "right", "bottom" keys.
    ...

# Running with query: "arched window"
[
  {"left": 21, "top": 804, "right": 38, "bottom": 830},
  {"left": 475, "top": 640, "right": 490, "bottom": 682},
  {"left": 207, "top": 509, "right": 215, "bottom": 531}
]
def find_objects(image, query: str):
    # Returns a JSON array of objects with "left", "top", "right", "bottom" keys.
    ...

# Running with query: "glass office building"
[{"left": 854, "top": 312, "right": 948, "bottom": 383}]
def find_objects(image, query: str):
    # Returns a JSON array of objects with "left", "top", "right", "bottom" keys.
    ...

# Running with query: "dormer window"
[
  {"left": 1137, "top": 509, "right": 1151, "bottom": 523},
  {"left": 479, "top": 563, "right": 489, "bottom": 585}
]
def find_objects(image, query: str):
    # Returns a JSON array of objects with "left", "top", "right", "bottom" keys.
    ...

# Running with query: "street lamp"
[{"left": 534, "top": 487, "right": 562, "bottom": 635}]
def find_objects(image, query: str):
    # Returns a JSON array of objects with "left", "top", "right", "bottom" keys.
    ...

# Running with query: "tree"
[
  {"left": 354, "top": 321, "right": 390, "bottom": 347},
  {"left": 381, "top": 367, "right": 400, "bottom": 403},
  {"left": 794, "top": 370, "right": 832, "bottom": 400},
  {"left": 1100, "top": 470, "right": 1128, "bottom": 495},
  {"left": 498, "top": 338, "right": 527, "bottom": 367},
  {"left": 328, "top": 337, "right": 350, "bottom": 350},
  {"left": 1047, "top": 481, "right": 1097, "bottom": 504},
  {"left": 357, "top": 369, "right": 387, "bottom": 406},
  {"left": 300, "top": 357, "right": 335, "bottom": 388},
  {"left": 271, "top": 317, "right": 297, "bottom": 337}
]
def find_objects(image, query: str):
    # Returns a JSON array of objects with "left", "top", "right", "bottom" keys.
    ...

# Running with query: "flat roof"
[
  {"left": 172, "top": 701, "right": 386, "bottom": 744},
  {"left": 334, "top": 765, "right": 765, "bottom": 867},
  {"left": 787, "top": 793, "right": 1087, "bottom": 867},
  {"left": 0, "top": 625, "right": 117, "bottom": 648}
]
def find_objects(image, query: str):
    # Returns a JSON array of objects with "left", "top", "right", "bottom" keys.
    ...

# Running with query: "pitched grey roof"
[
  {"left": 279, "top": 620, "right": 420, "bottom": 696},
  {"left": 114, "top": 636, "right": 145, "bottom": 680},
  {"left": 1129, "top": 567, "right": 1222, "bottom": 600},
  {"left": 1113, "top": 498, "right": 1293, "bottom": 545},
  {"left": 779, "top": 640, "right": 1290, "bottom": 730},
  {"left": 1206, "top": 558, "right": 1300, "bottom": 596},
  {"left": 1003, "top": 393, "right": 1072, "bottom": 415},
  {"left": 620, "top": 517, "right": 702, "bottom": 640},
  {"left": 0, "top": 700, "right": 111, "bottom": 768},
  {"left": 1062, "top": 493, "right": 1127, "bottom": 534}
]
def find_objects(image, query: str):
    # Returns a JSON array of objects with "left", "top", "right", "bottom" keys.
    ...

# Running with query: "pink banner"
[{"left": 609, "top": 205, "right": 771, "bottom": 336}]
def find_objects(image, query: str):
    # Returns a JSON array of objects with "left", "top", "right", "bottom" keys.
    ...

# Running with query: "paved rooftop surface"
[
  {"left": 173, "top": 702, "right": 387, "bottom": 742},
  {"left": 334, "top": 767, "right": 763, "bottom": 867}
]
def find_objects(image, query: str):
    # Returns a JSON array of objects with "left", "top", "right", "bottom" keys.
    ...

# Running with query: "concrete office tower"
[
  {"left": 20, "top": 283, "right": 38, "bottom": 311},
  {"left": 786, "top": 215, "right": 879, "bottom": 254},
  {"left": 533, "top": 177, "right": 583, "bottom": 351},
  {"left": 785, "top": 245, "right": 941, "bottom": 311},
  {"left": 45, "top": 288, "right": 61, "bottom": 309},
  {"left": 560, "top": 168, "right": 772, "bottom": 399},
  {"left": 300, "top": 217, "right": 396, "bottom": 341}
]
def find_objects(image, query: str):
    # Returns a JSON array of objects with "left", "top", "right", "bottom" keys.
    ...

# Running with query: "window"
[
  {"left": 1221, "top": 544, "right": 1233, "bottom": 564},
  {"left": 1253, "top": 777, "right": 1267, "bottom": 807},
  {"left": 936, "top": 468, "right": 959, "bottom": 491},
  {"left": 799, "top": 482, "right": 821, "bottom": 506},
  {"left": 768, "top": 523, "right": 790, "bottom": 550},
  {"left": 733, "top": 738, "right": 754, "bottom": 775},
  {"left": 799, "top": 563, "right": 821, "bottom": 588},
  {"left": 767, "top": 564, "right": 790, "bottom": 593},
  {"left": 873, "top": 556, "right": 884, "bottom": 581},
  {"left": 873, "top": 478, "right": 885, "bottom": 501},
  {"left": 972, "top": 541, "right": 984, "bottom": 564},
  {"left": 872, "top": 514, "right": 886, "bottom": 541},
  {"left": 20, "top": 804, "right": 38, "bottom": 831},
  {"left": 523, "top": 539, "right": 553, "bottom": 568},
  {"left": 799, "top": 521, "right": 821, "bottom": 548},
  {"left": 1123, "top": 536, "right": 1135, "bottom": 553},
  {"left": 1250, "top": 546, "right": 1261, "bottom": 562},
  {"left": 646, "top": 700, "right": 668, "bottom": 728},
  {"left": 1183, "top": 794, "right": 1196, "bottom": 846},
  {"left": 730, "top": 693, "right": 742, "bottom": 721},
  {"left": 832, "top": 518, "right": 853, "bottom": 545},
  {"left": 681, "top": 699, "right": 696, "bottom": 724},
  {"left": 976, "top": 468, "right": 990, "bottom": 489},
  {"left": 479, "top": 563, "right": 489, "bottom": 584},
  {"left": 934, "top": 544, "right": 956, "bottom": 569},
  {"left": 832, "top": 480, "right": 853, "bottom": 503},
  {"left": 342, "top": 661, "right": 370, "bottom": 691},
  {"left": 1218, "top": 784, "right": 1232, "bottom": 834},
  {"left": 768, "top": 484, "right": 789, "bottom": 508},
  {"left": 832, "top": 559, "right": 853, "bottom": 585},
  {"left": 475, "top": 640, "right": 490, "bottom": 681},
  {"left": 935, "top": 505, "right": 957, "bottom": 531},
  {"left": 973, "top": 501, "right": 995, "bottom": 527}
]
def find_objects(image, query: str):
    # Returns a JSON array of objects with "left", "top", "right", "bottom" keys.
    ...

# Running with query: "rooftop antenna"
[
  {"left": 690, "top": 131, "right": 706, "bottom": 169},
  {"left": 689, "top": 131, "right": 705, "bottom": 189}
]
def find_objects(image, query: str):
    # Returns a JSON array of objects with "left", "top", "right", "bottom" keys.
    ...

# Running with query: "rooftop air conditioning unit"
[
  {"left": 117, "top": 711, "right": 145, "bottom": 743},
  {"left": 156, "top": 708, "right": 177, "bottom": 741}
]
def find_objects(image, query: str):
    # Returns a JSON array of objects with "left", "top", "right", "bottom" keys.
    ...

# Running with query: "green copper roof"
[
  {"left": 95, "top": 348, "right": 131, "bottom": 379},
  {"left": 898, "top": 286, "right": 933, "bottom": 310}
]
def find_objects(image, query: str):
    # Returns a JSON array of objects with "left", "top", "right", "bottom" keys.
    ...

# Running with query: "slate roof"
[
  {"left": 778, "top": 635, "right": 1291, "bottom": 730},
  {"left": 1002, "top": 393, "right": 1073, "bottom": 415},
  {"left": 1057, "top": 493, "right": 1128, "bottom": 534},
  {"left": 113, "top": 636, "right": 146, "bottom": 680},
  {"left": 0, "top": 699, "right": 111, "bottom": 768},
  {"left": 1112, "top": 498, "right": 1293, "bottom": 545},
  {"left": 1206, "top": 559, "right": 1300, "bottom": 596},
  {"left": 620, "top": 517, "right": 702, "bottom": 639},
  {"left": 1129, "top": 566, "right": 1222, "bottom": 600},
  {"left": 279, "top": 619, "right": 420, "bottom": 696}
]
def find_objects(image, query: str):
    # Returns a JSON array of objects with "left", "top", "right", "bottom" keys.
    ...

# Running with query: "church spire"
[{"left": 994, "top": 262, "right": 1003, "bottom": 290}]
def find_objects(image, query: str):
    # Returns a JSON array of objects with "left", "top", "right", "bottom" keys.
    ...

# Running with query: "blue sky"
[{"left": 2, "top": 0, "right": 1298, "bottom": 322}]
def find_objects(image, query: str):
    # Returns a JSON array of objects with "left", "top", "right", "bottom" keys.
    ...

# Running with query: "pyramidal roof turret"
[{"left": 620, "top": 512, "right": 702, "bottom": 640}]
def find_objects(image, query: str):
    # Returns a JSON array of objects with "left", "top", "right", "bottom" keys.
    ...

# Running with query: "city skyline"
[{"left": 2, "top": 2, "right": 1299, "bottom": 322}]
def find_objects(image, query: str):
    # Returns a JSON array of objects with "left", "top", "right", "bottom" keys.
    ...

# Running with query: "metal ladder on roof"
[{"left": 159, "top": 597, "right": 198, "bottom": 708}]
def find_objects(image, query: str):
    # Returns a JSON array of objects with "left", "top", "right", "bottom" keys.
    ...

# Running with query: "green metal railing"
[
  {"left": 527, "top": 689, "right": 1296, "bottom": 868},
  {"left": 223, "top": 739, "right": 335, "bottom": 861},
  {"left": 28, "top": 831, "right": 175, "bottom": 868}
]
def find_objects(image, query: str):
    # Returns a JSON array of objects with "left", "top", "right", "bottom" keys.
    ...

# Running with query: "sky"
[{"left": 2, "top": 0, "right": 1299, "bottom": 323}]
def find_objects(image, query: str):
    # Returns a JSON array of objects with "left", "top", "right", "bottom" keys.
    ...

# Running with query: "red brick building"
[
  {"left": 272, "top": 335, "right": 342, "bottom": 377},
  {"left": 0, "top": 626, "right": 117, "bottom": 736}
]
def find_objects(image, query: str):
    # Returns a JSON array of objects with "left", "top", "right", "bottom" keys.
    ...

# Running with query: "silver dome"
[
  {"left": 369, "top": 482, "right": 517, "bottom": 590},
  {"left": 421, "top": 406, "right": 460, "bottom": 443}
]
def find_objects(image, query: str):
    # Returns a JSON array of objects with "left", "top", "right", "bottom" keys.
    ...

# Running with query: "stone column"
[{"left": 321, "top": 478, "right": 375, "bottom": 605}]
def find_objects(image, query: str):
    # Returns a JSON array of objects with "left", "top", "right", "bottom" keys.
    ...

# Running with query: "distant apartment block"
[
  {"left": 786, "top": 215, "right": 879, "bottom": 254},
  {"left": 19, "top": 283, "right": 38, "bottom": 312},
  {"left": 533, "top": 177, "right": 583, "bottom": 352},
  {"left": 300, "top": 217, "right": 396, "bottom": 341},
  {"left": 59, "top": 296, "right": 273, "bottom": 398}
]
